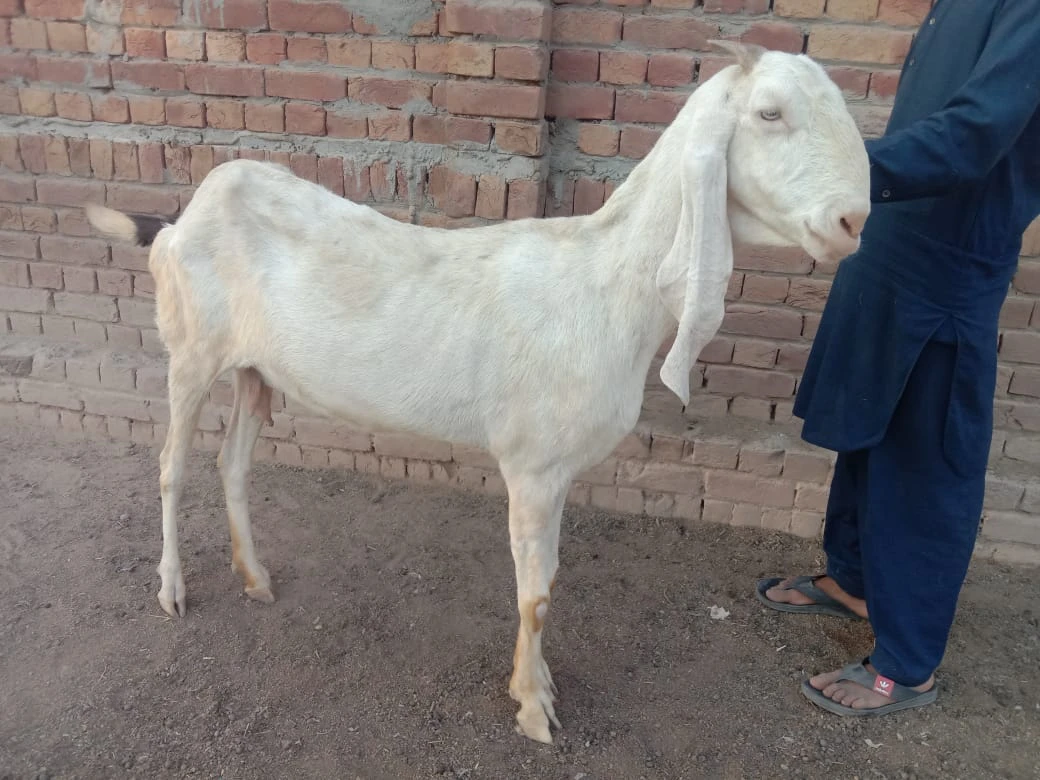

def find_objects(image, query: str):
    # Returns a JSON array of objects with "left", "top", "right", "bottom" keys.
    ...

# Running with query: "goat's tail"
[{"left": 85, "top": 204, "right": 168, "bottom": 248}]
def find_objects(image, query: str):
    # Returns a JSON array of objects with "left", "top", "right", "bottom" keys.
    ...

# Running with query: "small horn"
[{"left": 709, "top": 40, "right": 767, "bottom": 72}]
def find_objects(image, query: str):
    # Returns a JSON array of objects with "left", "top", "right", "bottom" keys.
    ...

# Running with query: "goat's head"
[
  {"left": 715, "top": 41, "right": 871, "bottom": 263},
  {"left": 654, "top": 42, "right": 870, "bottom": 405}
]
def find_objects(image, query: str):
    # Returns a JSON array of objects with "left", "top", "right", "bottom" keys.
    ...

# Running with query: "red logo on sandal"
[{"left": 873, "top": 675, "right": 894, "bottom": 698}]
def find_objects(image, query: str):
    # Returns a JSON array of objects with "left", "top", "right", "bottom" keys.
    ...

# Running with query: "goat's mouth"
[{"left": 802, "top": 219, "right": 860, "bottom": 264}]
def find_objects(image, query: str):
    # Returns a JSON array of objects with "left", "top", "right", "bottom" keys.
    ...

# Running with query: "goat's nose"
[{"left": 838, "top": 209, "right": 868, "bottom": 239}]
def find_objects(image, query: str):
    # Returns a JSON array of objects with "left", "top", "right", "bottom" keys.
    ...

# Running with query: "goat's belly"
[{"left": 254, "top": 344, "right": 490, "bottom": 449}]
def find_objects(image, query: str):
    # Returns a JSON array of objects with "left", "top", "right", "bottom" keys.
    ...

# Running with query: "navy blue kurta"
[{"left": 794, "top": 0, "right": 1040, "bottom": 475}]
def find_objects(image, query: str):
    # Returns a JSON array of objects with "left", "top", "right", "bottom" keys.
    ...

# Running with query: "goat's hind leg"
[
  {"left": 157, "top": 356, "right": 220, "bottom": 617},
  {"left": 218, "top": 367, "right": 274, "bottom": 604},
  {"left": 502, "top": 466, "right": 567, "bottom": 744}
]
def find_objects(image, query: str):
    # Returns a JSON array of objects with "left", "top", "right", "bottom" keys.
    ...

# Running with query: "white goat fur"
[{"left": 86, "top": 43, "right": 870, "bottom": 744}]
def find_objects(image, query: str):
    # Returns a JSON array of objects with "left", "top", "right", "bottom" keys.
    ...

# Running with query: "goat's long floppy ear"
[{"left": 656, "top": 110, "right": 737, "bottom": 406}]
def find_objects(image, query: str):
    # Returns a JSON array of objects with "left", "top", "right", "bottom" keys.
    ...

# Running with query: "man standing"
[{"left": 757, "top": 0, "right": 1040, "bottom": 716}]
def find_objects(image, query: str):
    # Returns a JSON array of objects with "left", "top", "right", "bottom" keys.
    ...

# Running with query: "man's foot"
[
  {"left": 756, "top": 574, "right": 868, "bottom": 620},
  {"left": 802, "top": 659, "right": 937, "bottom": 717}
]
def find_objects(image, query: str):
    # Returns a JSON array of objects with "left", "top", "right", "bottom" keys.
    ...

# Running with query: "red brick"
[
  {"left": 786, "top": 278, "right": 830, "bottom": 310},
  {"left": 414, "top": 41, "right": 492, "bottom": 77},
  {"left": 723, "top": 304, "right": 803, "bottom": 339},
  {"left": 869, "top": 70, "right": 900, "bottom": 99},
  {"left": 0, "top": 137, "right": 24, "bottom": 172},
  {"left": 600, "top": 51, "right": 647, "bottom": 85},
  {"left": 205, "top": 98, "right": 243, "bottom": 129},
  {"left": 326, "top": 111, "right": 367, "bottom": 138},
  {"left": 0, "top": 174, "right": 34, "bottom": 202},
  {"left": 368, "top": 111, "right": 409, "bottom": 141},
  {"left": 739, "top": 22, "right": 804, "bottom": 53},
  {"left": 268, "top": 0, "right": 351, "bottom": 33},
  {"left": 413, "top": 115, "right": 491, "bottom": 147},
  {"left": 125, "top": 26, "right": 163, "bottom": 58},
  {"left": 0, "top": 84, "right": 19, "bottom": 114},
  {"left": 827, "top": 0, "right": 878, "bottom": 21},
  {"left": 734, "top": 245, "right": 813, "bottom": 274},
  {"left": 428, "top": 166, "right": 476, "bottom": 218},
  {"left": 742, "top": 274, "right": 790, "bottom": 303},
  {"left": 206, "top": 31, "right": 245, "bottom": 62},
  {"left": 36, "top": 177, "right": 103, "bottom": 207},
  {"left": 19, "top": 88, "right": 55, "bottom": 117},
  {"left": 41, "top": 234, "right": 107, "bottom": 264},
  {"left": 578, "top": 124, "right": 619, "bottom": 157},
  {"left": 371, "top": 40, "right": 413, "bottom": 70},
  {"left": 183, "top": 0, "right": 266, "bottom": 29},
  {"left": 623, "top": 15, "right": 714, "bottom": 50},
  {"left": 475, "top": 175, "right": 506, "bottom": 220},
  {"left": 41, "top": 137, "right": 68, "bottom": 175},
  {"left": 494, "top": 120, "right": 543, "bottom": 156},
  {"left": 733, "top": 340, "right": 778, "bottom": 368},
  {"left": 445, "top": 82, "right": 544, "bottom": 120},
  {"left": 26, "top": 0, "right": 82, "bottom": 18},
  {"left": 106, "top": 182, "right": 179, "bottom": 215},
  {"left": 0, "top": 260, "right": 28, "bottom": 287},
  {"left": 550, "top": 49, "right": 598, "bottom": 83},
  {"left": 877, "top": 0, "right": 930, "bottom": 26},
  {"left": 647, "top": 53, "right": 695, "bottom": 87},
  {"left": 285, "top": 36, "right": 325, "bottom": 62},
  {"left": 615, "top": 89, "right": 685, "bottom": 124},
  {"left": 189, "top": 145, "right": 213, "bottom": 183},
  {"left": 553, "top": 7, "right": 622, "bottom": 45},
  {"left": 186, "top": 64, "right": 263, "bottom": 97},
  {"left": 314, "top": 156, "right": 343, "bottom": 196},
  {"left": 62, "top": 265, "right": 95, "bottom": 292},
  {"left": 704, "top": 0, "right": 769, "bottom": 10},
  {"left": 112, "top": 141, "right": 138, "bottom": 180},
  {"left": 348, "top": 76, "right": 429, "bottom": 108},
  {"left": 267, "top": 69, "right": 345, "bottom": 101},
  {"left": 11, "top": 17, "right": 47, "bottom": 48},
  {"left": 128, "top": 95, "right": 165, "bottom": 125},
  {"left": 119, "top": 0, "right": 177, "bottom": 25},
  {"left": 166, "top": 30, "right": 204, "bottom": 60},
  {"left": 342, "top": 162, "right": 370, "bottom": 202},
  {"left": 705, "top": 469, "right": 795, "bottom": 508},
  {"left": 19, "top": 135, "right": 47, "bottom": 174},
  {"left": 774, "top": 0, "right": 825, "bottom": 17},
  {"left": 165, "top": 97, "right": 204, "bottom": 127},
  {"left": 327, "top": 38, "right": 370, "bottom": 67},
  {"left": 288, "top": 152, "right": 317, "bottom": 182},
  {"left": 35, "top": 55, "right": 110, "bottom": 86},
  {"left": 244, "top": 101, "right": 285, "bottom": 132},
  {"left": 506, "top": 179, "right": 543, "bottom": 220},
  {"left": 283, "top": 102, "right": 324, "bottom": 135},
  {"left": 246, "top": 33, "right": 285, "bottom": 64},
  {"left": 573, "top": 177, "right": 605, "bottom": 216},
  {"left": 0, "top": 230, "right": 35, "bottom": 260},
  {"left": 444, "top": 0, "right": 550, "bottom": 41},
  {"left": 138, "top": 142, "right": 163, "bottom": 183},
  {"left": 46, "top": 20, "right": 86, "bottom": 50},
  {"left": 495, "top": 45, "right": 547, "bottom": 81},
  {"left": 619, "top": 125, "right": 660, "bottom": 159},
  {"left": 1002, "top": 332, "right": 1040, "bottom": 365},
  {"left": 369, "top": 161, "right": 396, "bottom": 201},
  {"left": 112, "top": 60, "right": 183, "bottom": 91},
  {"left": 807, "top": 25, "right": 913, "bottom": 65},
  {"left": 547, "top": 83, "right": 613, "bottom": 119}
]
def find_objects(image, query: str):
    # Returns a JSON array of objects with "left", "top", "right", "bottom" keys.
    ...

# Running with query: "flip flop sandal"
[
  {"left": 755, "top": 575, "right": 865, "bottom": 620},
  {"left": 801, "top": 659, "right": 938, "bottom": 717}
]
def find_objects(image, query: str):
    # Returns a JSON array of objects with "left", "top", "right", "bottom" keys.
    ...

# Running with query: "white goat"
[{"left": 86, "top": 42, "right": 870, "bottom": 744}]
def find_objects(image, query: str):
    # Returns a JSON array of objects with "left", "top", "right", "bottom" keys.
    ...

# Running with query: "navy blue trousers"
[{"left": 821, "top": 339, "right": 986, "bottom": 687}]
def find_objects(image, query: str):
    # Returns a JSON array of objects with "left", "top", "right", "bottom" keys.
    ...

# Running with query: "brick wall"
[{"left": 2, "top": 0, "right": 1039, "bottom": 562}]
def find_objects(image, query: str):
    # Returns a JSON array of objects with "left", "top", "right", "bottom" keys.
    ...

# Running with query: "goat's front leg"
[{"left": 502, "top": 468, "right": 566, "bottom": 744}]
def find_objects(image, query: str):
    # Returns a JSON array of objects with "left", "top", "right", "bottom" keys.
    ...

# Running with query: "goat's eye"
[{"left": 759, "top": 109, "right": 781, "bottom": 121}]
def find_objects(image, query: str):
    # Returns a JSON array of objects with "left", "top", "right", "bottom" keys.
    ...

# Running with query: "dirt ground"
[{"left": 0, "top": 421, "right": 1037, "bottom": 780}]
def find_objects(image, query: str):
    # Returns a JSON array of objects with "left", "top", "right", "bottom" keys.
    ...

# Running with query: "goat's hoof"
[
  {"left": 245, "top": 584, "right": 275, "bottom": 604},
  {"left": 516, "top": 706, "right": 554, "bottom": 744},
  {"left": 157, "top": 575, "right": 186, "bottom": 618}
]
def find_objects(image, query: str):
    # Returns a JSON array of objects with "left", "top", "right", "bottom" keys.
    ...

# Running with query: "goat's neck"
[{"left": 579, "top": 91, "right": 711, "bottom": 360}]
